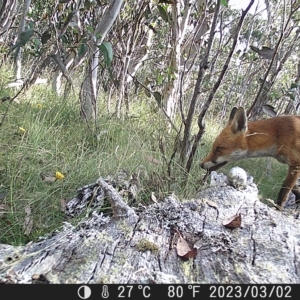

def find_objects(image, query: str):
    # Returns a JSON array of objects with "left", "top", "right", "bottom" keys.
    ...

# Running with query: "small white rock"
[{"left": 227, "top": 167, "right": 248, "bottom": 189}]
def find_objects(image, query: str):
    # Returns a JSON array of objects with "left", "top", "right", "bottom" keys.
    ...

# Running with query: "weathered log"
[{"left": 0, "top": 172, "right": 299, "bottom": 284}]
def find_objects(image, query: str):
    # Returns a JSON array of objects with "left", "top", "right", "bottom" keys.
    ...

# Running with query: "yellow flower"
[
  {"left": 19, "top": 127, "right": 26, "bottom": 133},
  {"left": 37, "top": 103, "right": 42, "bottom": 108},
  {"left": 55, "top": 171, "right": 65, "bottom": 179}
]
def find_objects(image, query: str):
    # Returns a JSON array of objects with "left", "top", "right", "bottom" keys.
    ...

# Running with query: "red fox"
[{"left": 201, "top": 106, "right": 300, "bottom": 208}]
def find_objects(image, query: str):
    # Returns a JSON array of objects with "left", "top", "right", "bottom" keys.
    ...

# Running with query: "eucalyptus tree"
[
  {"left": 0, "top": 0, "right": 18, "bottom": 41},
  {"left": 103, "top": 0, "right": 154, "bottom": 117},
  {"left": 80, "top": 0, "right": 122, "bottom": 121},
  {"left": 1, "top": 0, "right": 122, "bottom": 121}
]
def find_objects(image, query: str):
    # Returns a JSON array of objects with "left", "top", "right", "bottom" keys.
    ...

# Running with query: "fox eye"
[{"left": 215, "top": 146, "right": 223, "bottom": 154}]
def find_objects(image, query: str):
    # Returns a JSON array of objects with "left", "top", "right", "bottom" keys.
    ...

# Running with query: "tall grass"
[{"left": 0, "top": 81, "right": 286, "bottom": 245}]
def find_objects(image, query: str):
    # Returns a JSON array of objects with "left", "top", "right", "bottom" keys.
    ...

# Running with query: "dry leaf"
[
  {"left": 60, "top": 198, "right": 67, "bottom": 213},
  {"left": 205, "top": 199, "right": 218, "bottom": 209},
  {"left": 204, "top": 199, "right": 219, "bottom": 218},
  {"left": 223, "top": 213, "right": 242, "bottom": 229},
  {"left": 23, "top": 205, "right": 33, "bottom": 236},
  {"left": 150, "top": 192, "right": 157, "bottom": 203},
  {"left": 176, "top": 235, "right": 197, "bottom": 259},
  {"left": 146, "top": 155, "right": 162, "bottom": 165},
  {"left": 182, "top": 248, "right": 197, "bottom": 259},
  {"left": 42, "top": 175, "right": 56, "bottom": 183},
  {"left": 0, "top": 204, "right": 8, "bottom": 218},
  {"left": 176, "top": 235, "right": 191, "bottom": 256}
]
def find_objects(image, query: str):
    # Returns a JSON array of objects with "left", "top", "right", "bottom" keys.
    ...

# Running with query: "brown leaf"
[
  {"left": 223, "top": 213, "right": 242, "bottom": 229},
  {"left": 250, "top": 45, "right": 274, "bottom": 60},
  {"left": 23, "top": 205, "right": 33, "bottom": 236},
  {"left": 176, "top": 235, "right": 190, "bottom": 256},
  {"left": 182, "top": 248, "right": 197, "bottom": 259},
  {"left": 176, "top": 235, "right": 197, "bottom": 259}
]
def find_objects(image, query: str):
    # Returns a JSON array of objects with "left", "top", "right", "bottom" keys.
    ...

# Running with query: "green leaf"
[
  {"left": 87, "top": 25, "right": 94, "bottom": 33},
  {"left": 153, "top": 92, "right": 163, "bottom": 107},
  {"left": 157, "top": 5, "right": 169, "bottom": 22},
  {"left": 286, "top": 92, "right": 295, "bottom": 100},
  {"left": 84, "top": 0, "right": 92, "bottom": 10},
  {"left": 290, "top": 82, "right": 300, "bottom": 89},
  {"left": 221, "top": 0, "right": 228, "bottom": 7},
  {"left": 60, "top": 34, "right": 68, "bottom": 43},
  {"left": 78, "top": 43, "right": 88, "bottom": 58},
  {"left": 98, "top": 41, "right": 113, "bottom": 67}
]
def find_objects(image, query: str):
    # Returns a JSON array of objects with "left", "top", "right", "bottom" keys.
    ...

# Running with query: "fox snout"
[
  {"left": 200, "top": 161, "right": 210, "bottom": 169},
  {"left": 200, "top": 160, "right": 227, "bottom": 171}
]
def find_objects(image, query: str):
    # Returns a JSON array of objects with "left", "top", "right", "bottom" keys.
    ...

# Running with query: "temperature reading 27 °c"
[
  {"left": 117, "top": 285, "right": 151, "bottom": 298},
  {"left": 118, "top": 286, "right": 133, "bottom": 298}
]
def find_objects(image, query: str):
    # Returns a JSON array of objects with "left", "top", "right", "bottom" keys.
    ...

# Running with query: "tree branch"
[{"left": 186, "top": 0, "right": 254, "bottom": 173}]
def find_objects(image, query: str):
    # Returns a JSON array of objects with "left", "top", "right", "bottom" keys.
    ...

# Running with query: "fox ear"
[
  {"left": 229, "top": 107, "right": 238, "bottom": 121},
  {"left": 231, "top": 107, "right": 247, "bottom": 134},
  {"left": 227, "top": 107, "right": 238, "bottom": 125}
]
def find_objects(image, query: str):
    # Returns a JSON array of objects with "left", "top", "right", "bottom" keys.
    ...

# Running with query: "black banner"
[{"left": 1, "top": 284, "right": 299, "bottom": 299}]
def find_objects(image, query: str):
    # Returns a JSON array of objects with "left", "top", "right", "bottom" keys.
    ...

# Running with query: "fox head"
[{"left": 201, "top": 107, "right": 249, "bottom": 171}]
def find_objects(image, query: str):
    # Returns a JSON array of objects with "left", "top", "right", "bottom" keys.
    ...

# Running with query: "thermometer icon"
[{"left": 101, "top": 285, "right": 109, "bottom": 298}]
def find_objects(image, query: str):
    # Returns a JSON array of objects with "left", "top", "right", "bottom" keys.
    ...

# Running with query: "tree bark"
[
  {"left": 0, "top": 0, "right": 17, "bottom": 37},
  {"left": 1, "top": 172, "right": 300, "bottom": 284},
  {"left": 80, "top": 0, "right": 123, "bottom": 121},
  {"left": 163, "top": 0, "right": 194, "bottom": 122},
  {"left": 14, "top": 0, "right": 31, "bottom": 82}
]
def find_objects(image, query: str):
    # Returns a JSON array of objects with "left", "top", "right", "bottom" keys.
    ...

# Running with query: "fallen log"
[{"left": 0, "top": 172, "right": 299, "bottom": 284}]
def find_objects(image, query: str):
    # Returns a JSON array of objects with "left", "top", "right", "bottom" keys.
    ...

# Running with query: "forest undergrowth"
[{"left": 0, "top": 77, "right": 284, "bottom": 245}]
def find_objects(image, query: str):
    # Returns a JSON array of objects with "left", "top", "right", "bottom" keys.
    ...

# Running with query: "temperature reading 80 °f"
[
  {"left": 168, "top": 285, "right": 200, "bottom": 298},
  {"left": 168, "top": 286, "right": 184, "bottom": 298}
]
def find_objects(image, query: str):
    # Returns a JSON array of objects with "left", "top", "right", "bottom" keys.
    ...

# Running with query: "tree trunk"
[
  {"left": 0, "top": 0, "right": 18, "bottom": 38},
  {"left": 80, "top": 0, "right": 123, "bottom": 121},
  {"left": 162, "top": 1, "right": 194, "bottom": 123},
  {"left": 14, "top": 0, "right": 31, "bottom": 82},
  {"left": 1, "top": 172, "right": 300, "bottom": 284}
]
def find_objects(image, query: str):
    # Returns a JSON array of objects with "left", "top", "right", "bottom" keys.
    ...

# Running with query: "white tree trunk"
[
  {"left": 52, "top": 54, "right": 75, "bottom": 95},
  {"left": 164, "top": 0, "right": 194, "bottom": 121},
  {"left": 0, "top": 0, "right": 18, "bottom": 37},
  {"left": 81, "top": 0, "right": 123, "bottom": 121}
]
